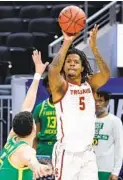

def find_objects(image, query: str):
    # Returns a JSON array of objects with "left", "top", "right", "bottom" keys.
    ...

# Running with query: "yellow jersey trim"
[
  {"left": 47, "top": 99, "right": 54, "bottom": 108},
  {"left": 0, "top": 158, "right": 3, "bottom": 166},
  {"left": 39, "top": 101, "right": 45, "bottom": 116},
  {"left": 18, "top": 169, "right": 23, "bottom": 180}
]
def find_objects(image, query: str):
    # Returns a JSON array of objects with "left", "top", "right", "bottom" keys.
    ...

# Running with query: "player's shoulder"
[
  {"left": 34, "top": 101, "right": 46, "bottom": 112},
  {"left": 35, "top": 102, "right": 43, "bottom": 109},
  {"left": 18, "top": 144, "right": 36, "bottom": 156},
  {"left": 14, "top": 144, "right": 36, "bottom": 165},
  {"left": 108, "top": 113, "right": 122, "bottom": 123}
]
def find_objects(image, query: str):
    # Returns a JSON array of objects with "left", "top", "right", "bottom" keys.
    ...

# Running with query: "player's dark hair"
[
  {"left": 96, "top": 90, "right": 111, "bottom": 102},
  {"left": 12, "top": 111, "right": 34, "bottom": 137},
  {"left": 65, "top": 46, "right": 93, "bottom": 83}
]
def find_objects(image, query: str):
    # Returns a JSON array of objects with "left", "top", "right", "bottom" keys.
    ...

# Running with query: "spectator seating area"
[{"left": 0, "top": 1, "right": 110, "bottom": 84}]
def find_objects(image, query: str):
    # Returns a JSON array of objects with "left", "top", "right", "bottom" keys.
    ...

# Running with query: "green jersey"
[
  {"left": 0, "top": 136, "right": 32, "bottom": 180},
  {"left": 33, "top": 98, "right": 57, "bottom": 141},
  {"left": 33, "top": 98, "right": 57, "bottom": 156}
]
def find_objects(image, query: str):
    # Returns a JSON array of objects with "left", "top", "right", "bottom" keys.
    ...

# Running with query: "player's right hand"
[
  {"left": 62, "top": 30, "right": 80, "bottom": 42},
  {"left": 33, "top": 164, "right": 53, "bottom": 180}
]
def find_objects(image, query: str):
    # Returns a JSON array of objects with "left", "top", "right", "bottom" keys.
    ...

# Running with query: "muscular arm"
[
  {"left": 89, "top": 47, "right": 110, "bottom": 90},
  {"left": 48, "top": 32, "right": 78, "bottom": 101},
  {"left": 48, "top": 40, "right": 71, "bottom": 99},
  {"left": 88, "top": 25, "right": 110, "bottom": 90}
]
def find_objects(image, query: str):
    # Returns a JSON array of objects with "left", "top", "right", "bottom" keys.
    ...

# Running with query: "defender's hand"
[
  {"left": 33, "top": 164, "right": 53, "bottom": 180},
  {"left": 32, "top": 50, "right": 49, "bottom": 75}
]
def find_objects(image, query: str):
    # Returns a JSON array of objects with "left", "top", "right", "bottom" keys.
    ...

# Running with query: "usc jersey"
[{"left": 54, "top": 81, "right": 96, "bottom": 152}]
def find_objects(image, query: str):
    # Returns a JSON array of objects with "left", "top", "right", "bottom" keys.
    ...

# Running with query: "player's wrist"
[{"left": 34, "top": 73, "right": 41, "bottom": 81}]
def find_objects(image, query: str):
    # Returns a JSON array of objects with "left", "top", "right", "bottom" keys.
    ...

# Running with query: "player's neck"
[
  {"left": 66, "top": 76, "right": 81, "bottom": 85},
  {"left": 16, "top": 136, "right": 34, "bottom": 147},
  {"left": 49, "top": 95, "right": 53, "bottom": 104},
  {"left": 96, "top": 111, "right": 108, "bottom": 118}
]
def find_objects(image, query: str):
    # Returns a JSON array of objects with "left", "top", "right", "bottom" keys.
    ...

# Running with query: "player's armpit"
[{"left": 48, "top": 72, "right": 67, "bottom": 102}]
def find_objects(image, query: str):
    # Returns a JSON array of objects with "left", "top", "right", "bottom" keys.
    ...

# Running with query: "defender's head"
[{"left": 12, "top": 111, "right": 36, "bottom": 138}]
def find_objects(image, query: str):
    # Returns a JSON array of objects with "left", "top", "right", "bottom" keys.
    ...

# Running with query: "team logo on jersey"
[{"left": 70, "top": 88, "right": 91, "bottom": 95}]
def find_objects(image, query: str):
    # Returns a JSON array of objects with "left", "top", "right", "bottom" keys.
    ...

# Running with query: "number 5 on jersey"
[{"left": 79, "top": 96, "right": 85, "bottom": 110}]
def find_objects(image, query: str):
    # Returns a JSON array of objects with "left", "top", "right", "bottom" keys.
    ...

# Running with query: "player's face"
[
  {"left": 64, "top": 54, "right": 84, "bottom": 79},
  {"left": 95, "top": 95, "right": 107, "bottom": 113}
]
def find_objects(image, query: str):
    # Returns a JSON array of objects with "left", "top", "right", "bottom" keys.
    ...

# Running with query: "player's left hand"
[
  {"left": 32, "top": 50, "right": 49, "bottom": 75},
  {"left": 89, "top": 24, "right": 99, "bottom": 50},
  {"left": 109, "top": 174, "right": 118, "bottom": 180}
]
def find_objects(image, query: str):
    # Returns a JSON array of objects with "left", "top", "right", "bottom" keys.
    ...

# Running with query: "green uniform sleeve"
[{"left": 33, "top": 103, "right": 42, "bottom": 123}]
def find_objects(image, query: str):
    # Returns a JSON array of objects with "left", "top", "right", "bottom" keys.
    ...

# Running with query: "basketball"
[{"left": 58, "top": 5, "right": 86, "bottom": 35}]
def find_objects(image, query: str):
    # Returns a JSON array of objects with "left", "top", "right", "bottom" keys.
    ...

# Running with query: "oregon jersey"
[
  {"left": 34, "top": 98, "right": 57, "bottom": 141},
  {"left": 33, "top": 98, "right": 57, "bottom": 156},
  {"left": 0, "top": 136, "right": 32, "bottom": 180}
]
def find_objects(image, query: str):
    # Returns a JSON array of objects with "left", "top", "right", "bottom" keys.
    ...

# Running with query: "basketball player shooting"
[
  {"left": 48, "top": 24, "right": 110, "bottom": 180},
  {"left": 0, "top": 50, "right": 53, "bottom": 180}
]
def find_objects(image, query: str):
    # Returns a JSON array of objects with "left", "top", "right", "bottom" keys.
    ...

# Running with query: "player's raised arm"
[
  {"left": 21, "top": 50, "right": 49, "bottom": 112},
  {"left": 8, "top": 50, "right": 49, "bottom": 140},
  {"left": 88, "top": 24, "right": 111, "bottom": 90},
  {"left": 48, "top": 32, "right": 79, "bottom": 100}
]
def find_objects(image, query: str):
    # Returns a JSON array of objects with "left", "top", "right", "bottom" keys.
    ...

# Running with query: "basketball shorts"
[
  {"left": 98, "top": 171, "right": 111, "bottom": 180},
  {"left": 52, "top": 142, "right": 98, "bottom": 180}
]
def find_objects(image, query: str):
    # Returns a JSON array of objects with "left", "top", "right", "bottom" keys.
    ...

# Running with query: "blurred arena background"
[{"left": 0, "top": 1, "right": 123, "bottom": 170}]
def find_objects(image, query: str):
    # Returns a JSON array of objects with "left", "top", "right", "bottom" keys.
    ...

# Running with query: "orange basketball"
[{"left": 58, "top": 5, "right": 86, "bottom": 35}]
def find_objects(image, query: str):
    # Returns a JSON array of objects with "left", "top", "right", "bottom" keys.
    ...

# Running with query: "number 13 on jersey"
[{"left": 79, "top": 96, "right": 85, "bottom": 110}]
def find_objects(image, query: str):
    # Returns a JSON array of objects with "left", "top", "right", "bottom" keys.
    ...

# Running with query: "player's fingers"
[
  {"left": 39, "top": 51, "right": 42, "bottom": 56},
  {"left": 32, "top": 55, "right": 36, "bottom": 62},
  {"left": 33, "top": 171, "right": 39, "bottom": 180},
  {"left": 32, "top": 50, "right": 38, "bottom": 57},
  {"left": 34, "top": 49, "right": 38, "bottom": 56},
  {"left": 39, "top": 51, "right": 41, "bottom": 58},
  {"left": 89, "top": 31, "right": 92, "bottom": 36},
  {"left": 44, "top": 62, "right": 49, "bottom": 67},
  {"left": 95, "top": 24, "right": 99, "bottom": 34},
  {"left": 41, "top": 165, "right": 51, "bottom": 176},
  {"left": 39, "top": 168, "right": 45, "bottom": 177},
  {"left": 47, "top": 165, "right": 53, "bottom": 175}
]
